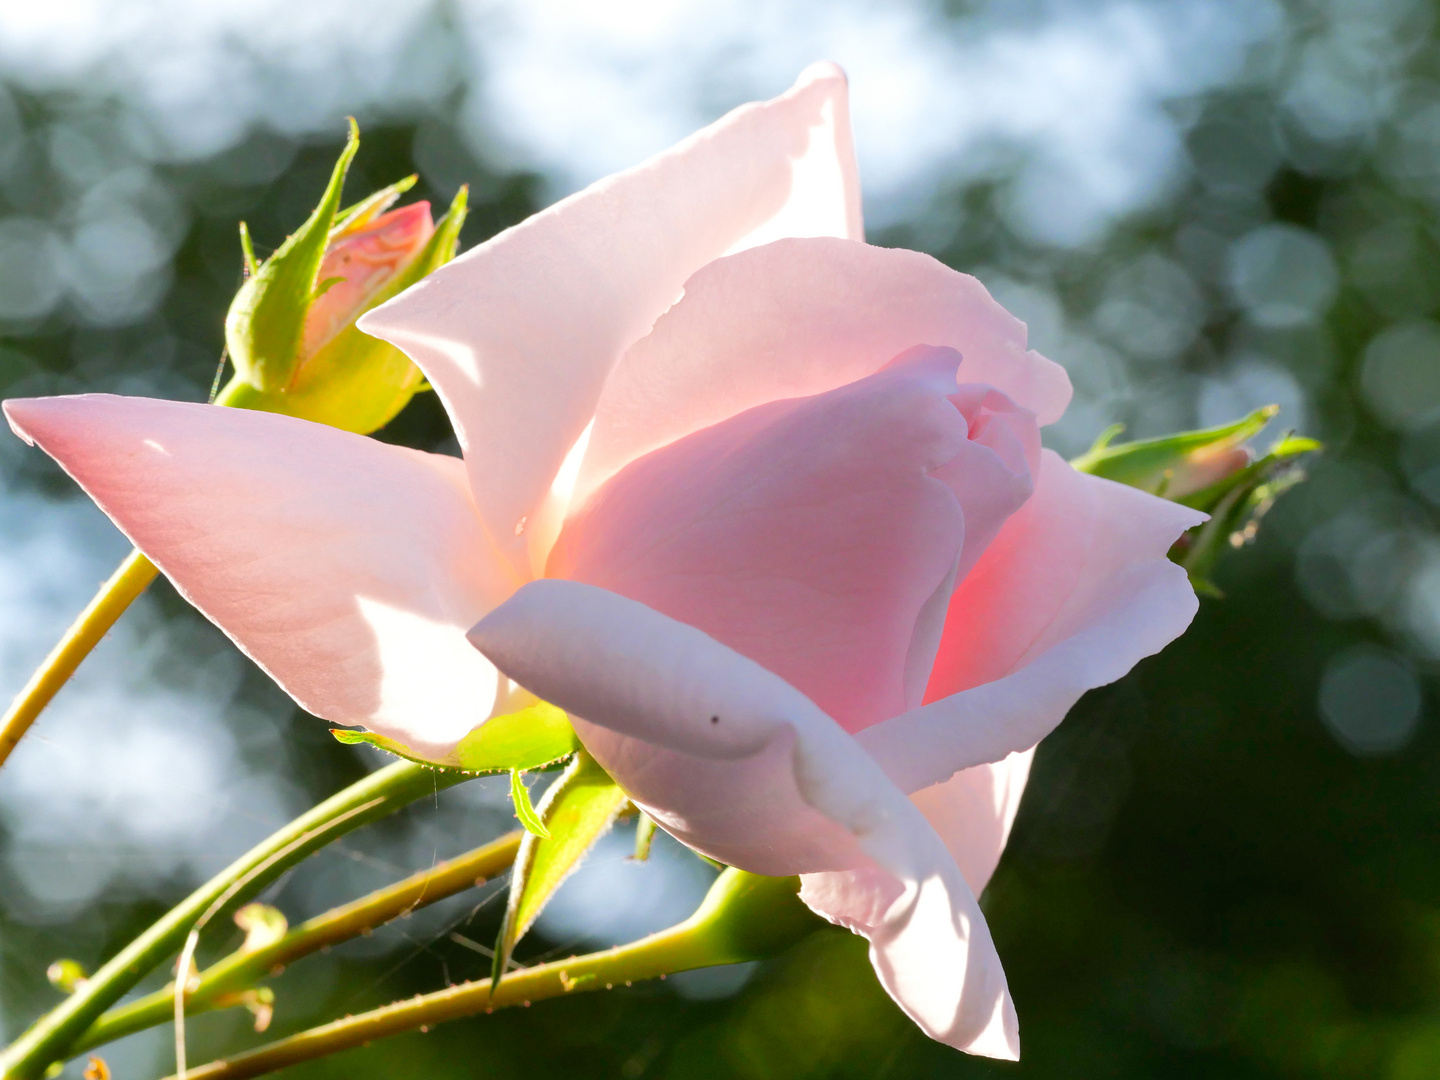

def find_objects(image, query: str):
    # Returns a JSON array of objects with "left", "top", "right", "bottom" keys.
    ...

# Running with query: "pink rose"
[{"left": 3, "top": 64, "right": 1202, "bottom": 1058}]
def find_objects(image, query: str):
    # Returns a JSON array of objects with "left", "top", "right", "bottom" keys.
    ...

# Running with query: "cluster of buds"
[
  {"left": 1072, "top": 405, "right": 1320, "bottom": 595},
  {"left": 220, "top": 119, "right": 467, "bottom": 435}
]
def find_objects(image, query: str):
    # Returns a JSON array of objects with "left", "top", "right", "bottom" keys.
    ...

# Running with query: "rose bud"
[
  {"left": 220, "top": 119, "right": 467, "bottom": 434},
  {"left": 1072, "top": 407, "right": 1319, "bottom": 593}
]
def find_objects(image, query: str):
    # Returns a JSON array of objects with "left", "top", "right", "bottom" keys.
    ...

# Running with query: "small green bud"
[
  {"left": 45, "top": 959, "right": 87, "bottom": 994},
  {"left": 1172, "top": 432, "right": 1319, "bottom": 596}
]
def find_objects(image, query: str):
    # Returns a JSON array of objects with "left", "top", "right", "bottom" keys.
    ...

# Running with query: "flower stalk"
[
  {"left": 163, "top": 870, "right": 820, "bottom": 1080},
  {"left": 69, "top": 831, "right": 522, "bottom": 1055},
  {"left": 0, "top": 548, "right": 158, "bottom": 769},
  {"left": 0, "top": 761, "right": 472, "bottom": 1080}
]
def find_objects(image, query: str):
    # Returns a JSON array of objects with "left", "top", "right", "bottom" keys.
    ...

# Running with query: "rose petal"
[
  {"left": 468, "top": 579, "right": 1019, "bottom": 1058},
  {"left": 575, "top": 237, "right": 1070, "bottom": 506},
  {"left": 4, "top": 394, "right": 514, "bottom": 760},
  {"left": 856, "top": 453, "right": 1204, "bottom": 794},
  {"left": 358, "top": 64, "right": 861, "bottom": 577},
  {"left": 910, "top": 750, "right": 1034, "bottom": 897},
  {"left": 551, "top": 347, "right": 1036, "bottom": 733}
]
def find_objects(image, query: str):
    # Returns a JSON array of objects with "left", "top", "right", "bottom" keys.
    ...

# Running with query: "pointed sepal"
[
  {"left": 1070, "top": 405, "right": 1278, "bottom": 500},
  {"left": 225, "top": 119, "right": 359, "bottom": 392},
  {"left": 491, "top": 750, "right": 630, "bottom": 987}
]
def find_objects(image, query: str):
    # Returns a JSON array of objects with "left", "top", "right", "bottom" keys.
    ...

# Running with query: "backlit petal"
[
  {"left": 575, "top": 237, "right": 1069, "bottom": 506},
  {"left": 4, "top": 394, "right": 515, "bottom": 760},
  {"left": 551, "top": 347, "right": 1036, "bottom": 733},
  {"left": 359, "top": 65, "right": 861, "bottom": 577},
  {"left": 857, "top": 453, "right": 1203, "bottom": 794},
  {"left": 469, "top": 579, "right": 1019, "bottom": 1058}
]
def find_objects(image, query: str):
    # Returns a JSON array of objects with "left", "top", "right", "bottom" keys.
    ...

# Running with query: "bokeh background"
[{"left": 0, "top": 0, "right": 1436, "bottom": 1076}]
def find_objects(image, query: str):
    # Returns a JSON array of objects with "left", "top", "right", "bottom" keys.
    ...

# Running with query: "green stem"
[
  {"left": 164, "top": 870, "right": 820, "bottom": 1080},
  {"left": 71, "top": 831, "right": 523, "bottom": 1055},
  {"left": 0, "top": 760, "right": 471, "bottom": 1080},
  {"left": 0, "top": 376, "right": 255, "bottom": 774},
  {"left": 0, "top": 549, "right": 159, "bottom": 769}
]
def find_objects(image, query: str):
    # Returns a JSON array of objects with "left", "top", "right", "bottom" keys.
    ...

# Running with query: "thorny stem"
[
  {"left": 0, "top": 760, "right": 472, "bottom": 1080},
  {"left": 71, "top": 831, "right": 523, "bottom": 1055},
  {"left": 162, "top": 870, "right": 820, "bottom": 1080}
]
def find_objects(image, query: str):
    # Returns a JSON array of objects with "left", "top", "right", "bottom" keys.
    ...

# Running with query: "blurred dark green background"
[{"left": 2, "top": 1, "right": 1439, "bottom": 1077}]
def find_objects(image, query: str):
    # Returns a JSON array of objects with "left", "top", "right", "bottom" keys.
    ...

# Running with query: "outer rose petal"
[
  {"left": 910, "top": 750, "right": 1034, "bottom": 897},
  {"left": 359, "top": 64, "right": 861, "bottom": 576},
  {"left": 857, "top": 452, "right": 1205, "bottom": 794},
  {"left": 574, "top": 237, "right": 1069, "bottom": 506},
  {"left": 4, "top": 395, "right": 515, "bottom": 761},
  {"left": 468, "top": 580, "right": 1019, "bottom": 1058},
  {"left": 551, "top": 347, "right": 1039, "bottom": 733}
]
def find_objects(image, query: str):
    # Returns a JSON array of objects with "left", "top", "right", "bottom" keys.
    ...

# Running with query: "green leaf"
[
  {"left": 224, "top": 117, "right": 359, "bottom": 392},
  {"left": 222, "top": 184, "right": 470, "bottom": 434},
  {"left": 329, "top": 696, "right": 579, "bottom": 775},
  {"left": 492, "top": 750, "right": 630, "bottom": 986},
  {"left": 510, "top": 769, "right": 550, "bottom": 838},
  {"left": 1070, "top": 405, "right": 1278, "bottom": 495}
]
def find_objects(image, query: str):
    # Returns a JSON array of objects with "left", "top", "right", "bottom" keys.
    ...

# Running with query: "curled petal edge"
[{"left": 468, "top": 579, "right": 1019, "bottom": 1057}]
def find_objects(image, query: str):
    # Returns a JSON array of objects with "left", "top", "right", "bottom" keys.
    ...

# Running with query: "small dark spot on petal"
[{"left": 710, "top": 715, "right": 720, "bottom": 724}]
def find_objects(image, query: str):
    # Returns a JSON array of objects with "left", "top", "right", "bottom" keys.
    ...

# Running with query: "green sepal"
[
  {"left": 329, "top": 697, "right": 578, "bottom": 775},
  {"left": 453, "top": 697, "right": 578, "bottom": 773},
  {"left": 225, "top": 118, "right": 359, "bottom": 392},
  {"left": 492, "top": 751, "right": 630, "bottom": 987},
  {"left": 217, "top": 184, "right": 469, "bottom": 434},
  {"left": 1174, "top": 432, "right": 1317, "bottom": 594},
  {"left": 633, "top": 812, "right": 658, "bottom": 861},
  {"left": 45, "top": 960, "right": 88, "bottom": 994},
  {"left": 510, "top": 769, "right": 551, "bottom": 838},
  {"left": 1070, "top": 405, "right": 1278, "bottom": 496},
  {"left": 331, "top": 174, "right": 418, "bottom": 239}
]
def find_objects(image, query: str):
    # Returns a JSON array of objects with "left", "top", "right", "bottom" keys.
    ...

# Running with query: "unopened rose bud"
[
  {"left": 220, "top": 119, "right": 468, "bottom": 434},
  {"left": 1073, "top": 406, "right": 1320, "bottom": 594},
  {"left": 1071, "top": 404, "right": 1280, "bottom": 502}
]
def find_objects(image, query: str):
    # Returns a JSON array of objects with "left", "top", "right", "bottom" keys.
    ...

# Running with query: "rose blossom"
[{"left": 3, "top": 64, "right": 1202, "bottom": 1058}]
